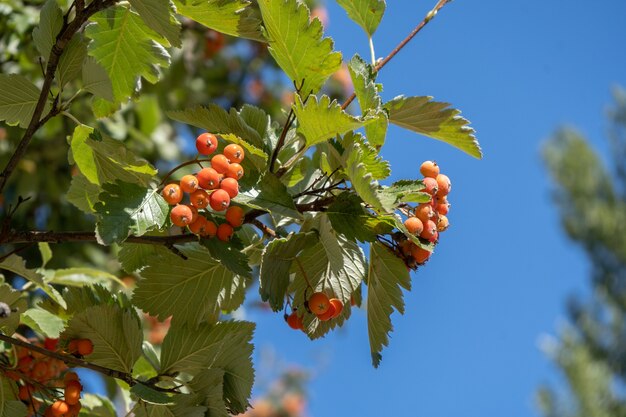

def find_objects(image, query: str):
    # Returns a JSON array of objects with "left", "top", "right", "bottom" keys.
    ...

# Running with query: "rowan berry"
[
  {"left": 415, "top": 204, "right": 434, "bottom": 223},
  {"left": 224, "top": 144, "right": 245, "bottom": 163},
  {"left": 226, "top": 163, "right": 244, "bottom": 180},
  {"left": 308, "top": 292, "right": 330, "bottom": 315},
  {"left": 190, "top": 189, "right": 210, "bottom": 209},
  {"left": 197, "top": 167, "right": 221, "bottom": 190},
  {"left": 76, "top": 339, "right": 93, "bottom": 356},
  {"left": 437, "top": 215, "right": 449, "bottom": 231},
  {"left": 196, "top": 133, "right": 218, "bottom": 155},
  {"left": 64, "top": 380, "right": 82, "bottom": 405},
  {"left": 204, "top": 220, "right": 218, "bottom": 238},
  {"left": 329, "top": 298, "right": 343, "bottom": 318},
  {"left": 64, "top": 371, "right": 79, "bottom": 384},
  {"left": 188, "top": 216, "right": 209, "bottom": 235},
  {"left": 211, "top": 154, "right": 230, "bottom": 174},
  {"left": 422, "top": 177, "right": 439, "bottom": 196},
  {"left": 216, "top": 223, "right": 234, "bottom": 242},
  {"left": 436, "top": 174, "right": 451, "bottom": 196},
  {"left": 209, "top": 189, "right": 230, "bottom": 211},
  {"left": 420, "top": 220, "right": 437, "bottom": 240},
  {"left": 50, "top": 400, "right": 69, "bottom": 416},
  {"left": 170, "top": 205, "right": 193, "bottom": 227},
  {"left": 225, "top": 206, "right": 245, "bottom": 227},
  {"left": 404, "top": 216, "right": 424, "bottom": 235},
  {"left": 220, "top": 177, "right": 239, "bottom": 198},
  {"left": 317, "top": 303, "right": 336, "bottom": 321},
  {"left": 162, "top": 184, "right": 183, "bottom": 205},
  {"left": 179, "top": 174, "right": 199, "bottom": 193},
  {"left": 410, "top": 245, "right": 431, "bottom": 264},
  {"left": 420, "top": 161, "right": 440, "bottom": 178},
  {"left": 286, "top": 312, "right": 304, "bottom": 330}
]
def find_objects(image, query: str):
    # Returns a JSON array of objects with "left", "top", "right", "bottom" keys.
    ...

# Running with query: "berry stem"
[{"left": 158, "top": 158, "right": 212, "bottom": 187}]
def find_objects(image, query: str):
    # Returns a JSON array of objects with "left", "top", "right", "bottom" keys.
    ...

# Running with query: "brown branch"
[
  {"left": 249, "top": 219, "right": 276, "bottom": 238},
  {"left": 0, "top": 0, "right": 119, "bottom": 194},
  {"left": 341, "top": 0, "right": 452, "bottom": 110}
]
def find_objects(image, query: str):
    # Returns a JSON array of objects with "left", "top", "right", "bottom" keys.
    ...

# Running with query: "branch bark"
[{"left": 0, "top": 0, "right": 118, "bottom": 194}]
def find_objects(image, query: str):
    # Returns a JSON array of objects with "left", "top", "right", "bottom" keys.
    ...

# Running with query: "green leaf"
[
  {"left": 70, "top": 125, "right": 157, "bottom": 186},
  {"left": 66, "top": 173, "right": 101, "bottom": 213},
  {"left": 393, "top": 214, "right": 434, "bottom": 252},
  {"left": 0, "top": 376, "right": 27, "bottom": 417},
  {"left": 257, "top": 0, "right": 342, "bottom": 94},
  {"left": 294, "top": 95, "right": 372, "bottom": 147},
  {"left": 62, "top": 304, "right": 143, "bottom": 373},
  {"left": 32, "top": 0, "right": 63, "bottom": 59},
  {"left": 342, "top": 138, "right": 386, "bottom": 212},
  {"left": 235, "top": 172, "right": 301, "bottom": 220},
  {"left": 129, "top": 0, "right": 181, "bottom": 47},
  {"left": 326, "top": 193, "right": 393, "bottom": 242},
  {"left": 336, "top": 0, "right": 385, "bottom": 36},
  {"left": 0, "top": 254, "right": 66, "bottom": 308},
  {"left": 82, "top": 57, "right": 115, "bottom": 102},
  {"left": 385, "top": 95, "right": 482, "bottom": 159},
  {"left": 79, "top": 393, "right": 118, "bottom": 417},
  {"left": 48, "top": 267, "right": 126, "bottom": 287},
  {"left": 173, "top": 0, "right": 263, "bottom": 41},
  {"left": 377, "top": 179, "right": 431, "bottom": 207},
  {"left": 0, "top": 284, "right": 27, "bottom": 336},
  {"left": 94, "top": 182, "right": 169, "bottom": 245},
  {"left": 0, "top": 74, "right": 48, "bottom": 128},
  {"left": 133, "top": 243, "right": 247, "bottom": 325},
  {"left": 60, "top": 285, "right": 135, "bottom": 316},
  {"left": 86, "top": 5, "right": 170, "bottom": 103},
  {"left": 202, "top": 239, "right": 252, "bottom": 279},
  {"left": 38, "top": 242, "right": 52, "bottom": 268},
  {"left": 188, "top": 369, "right": 228, "bottom": 417},
  {"left": 160, "top": 320, "right": 254, "bottom": 414},
  {"left": 367, "top": 241, "right": 411, "bottom": 367},
  {"left": 342, "top": 132, "right": 389, "bottom": 180},
  {"left": 57, "top": 35, "right": 87, "bottom": 88},
  {"left": 259, "top": 233, "right": 315, "bottom": 311},
  {"left": 118, "top": 243, "right": 171, "bottom": 273},
  {"left": 348, "top": 55, "right": 388, "bottom": 146},
  {"left": 290, "top": 215, "right": 366, "bottom": 339},
  {"left": 131, "top": 384, "right": 175, "bottom": 405},
  {"left": 21, "top": 308, "right": 65, "bottom": 338},
  {"left": 135, "top": 396, "right": 207, "bottom": 417},
  {"left": 166, "top": 105, "right": 266, "bottom": 153}
]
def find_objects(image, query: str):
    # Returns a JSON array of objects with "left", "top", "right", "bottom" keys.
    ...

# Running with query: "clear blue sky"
[{"left": 247, "top": 1, "right": 626, "bottom": 417}]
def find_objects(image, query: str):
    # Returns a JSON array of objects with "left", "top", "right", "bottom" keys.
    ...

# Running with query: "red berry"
[
  {"left": 196, "top": 133, "right": 218, "bottom": 155},
  {"left": 211, "top": 154, "right": 230, "bottom": 174},
  {"left": 224, "top": 144, "right": 245, "bottom": 163},
  {"left": 190, "top": 189, "right": 210, "bottom": 209},
  {"left": 329, "top": 298, "right": 343, "bottom": 318},
  {"left": 170, "top": 205, "right": 193, "bottom": 227},
  {"left": 197, "top": 167, "right": 221, "bottom": 190},
  {"left": 225, "top": 206, "right": 245, "bottom": 227},
  {"left": 286, "top": 312, "right": 304, "bottom": 330},
  {"left": 415, "top": 204, "right": 434, "bottom": 223},
  {"left": 420, "top": 220, "right": 437, "bottom": 240},
  {"left": 422, "top": 177, "right": 439, "bottom": 196},
  {"left": 77, "top": 339, "right": 93, "bottom": 356},
  {"left": 162, "top": 184, "right": 183, "bottom": 205},
  {"left": 317, "top": 303, "right": 336, "bottom": 321},
  {"left": 209, "top": 189, "right": 230, "bottom": 211},
  {"left": 226, "top": 163, "right": 244, "bottom": 180},
  {"left": 410, "top": 245, "right": 431, "bottom": 264},
  {"left": 308, "top": 292, "right": 330, "bottom": 315},
  {"left": 64, "top": 380, "right": 82, "bottom": 405},
  {"left": 179, "top": 174, "right": 199, "bottom": 193},
  {"left": 188, "top": 215, "right": 209, "bottom": 235},
  {"left": 204, "top": 220, "right": 218, "bottom": 238},
  {"left": 420, "top": 161, "right": 440, "bottom": 178},
  {"left": 216, "top": 223, "right": 234, "bottom": 241},
  {"left": 51, "top": 400, "right": 69, "bottom": 416},
  {"left": 220, "top": 177, "right": 239, "bottom": 198}
]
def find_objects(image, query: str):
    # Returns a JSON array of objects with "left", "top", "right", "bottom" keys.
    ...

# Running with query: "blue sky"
[{"left": 247, "top": 1, "right": 626, "bottom": 417}]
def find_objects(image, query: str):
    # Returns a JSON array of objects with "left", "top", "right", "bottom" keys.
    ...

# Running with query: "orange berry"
[
  {"left": 436, "top": 174, "right": 451, "bottom": 196},
  {"left": 226, "top": 163, "right": 244, "bottom": 180},
  {"left": 209, "top": 189, "right": 230, "bottom": 212},
  {"left": 197, "top": 167, "right": 221, "bottom": 190},
  {"left": 415, "top": 204, "right": 434, "bottom": 223},
  {"left": 329, "top": 298, "right": 343, "bottom": 318},
  {"left": 225, "top": 206, "right": 245, "bottom": 227},
  {"left": 64, "top": 371, "right": 79, "bottom": 384},
  {"left": 44, "top": 338, "right": 58, "bottom": 351},
  {"left": 170, "top": 205, "right": 193, "bottom": 227},
  {"left": 420, "top": 160, "right": 440, "bottom": 178},
  {"left": 317, "top": 303, "right": 336, "bottom": 321},
  {"left": 32, "top": 360, "right": 48, "bottom": 380},
  {"left": 77, "top": 339, "right": 93, "bottom": 356},
  {"left": 219, "top": 177, "right": 239, "bottom": 198},
  {"left": 188, "top": 205, "right": 199, "bottom": 224},
  {"left": 404, "top": 217, "right": 423, "bottom": 235},
  {"left": 410, "top": 245, "right": 431, "bottom": 264},
  {"left": 437, "top": 215, "right": 449, "bottom": 231},
  {"left": 190, "top": 189, "right": 210, "bottom": 209},
  {"left": 162, "top": 184, "right": 183, "bottom": 205},
  {"left": 286, "top": 312, "right": 303, "bottom": 330},
  {"left": 435, "top": 199, "right": 450, "bottom": 215},
  {"left": 179, "top": 174, "right": 199, "bottom": 193},
  {"left": 17, "top": 355, "right": 33, "bottom": 372},
  {"left": 211, "top": 154, "right": 230, "bottom": 174},
  {"left": 224, "top": 144, "right": 245, "bottom": 163},
  {"left": 420, "top": 220, "right": 437, "bottom": 241},
  {"left": 51, "top": 400, "right": 69, "bottom": 416},
  {"left": 64, "top": 380, "right": 82, "bottom": 405},
  {"left": 196, "top": 133, "right": 218, "bottom": 155},
  {"left": 216, "top": 223, "right": 234, "bottom": 242},
  {"left": 422, "top": 177, "right": 439, "bottom": 196},
  {"left": 188, "top": 215, "right": 208, "bottom": 235},
  {"left": 18, "top": 384, "right": 32, "bottom": 401},
  {"left": 204, "top": 220, "right": 218, "bottom": 238},
  {"left": 67, "top": 402, "right": 82, "bottom": 417},
  {"left": 308, "top": 292, "right": 330, "bottom": 315}
]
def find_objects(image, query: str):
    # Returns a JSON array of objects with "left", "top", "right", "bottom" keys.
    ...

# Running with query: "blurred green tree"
[{"left": 538, "top": 89, "right": 626, "bottom": 417}]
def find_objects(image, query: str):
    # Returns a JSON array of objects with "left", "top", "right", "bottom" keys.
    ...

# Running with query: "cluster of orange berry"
[
  {"left": 285, "top": 292, "right": 345, "bottom": 330},
  {"left": 3, "top": 339, "right": 85, "bottom": 416},
  {"left": 162, "top": 133, "right": 246, "bottom": 242},
  {"left": 66, "top": 338, "right": 93, "bottom": 357},
  {"left": 400, "top": 161, "right": 452, "bottom": 266}
]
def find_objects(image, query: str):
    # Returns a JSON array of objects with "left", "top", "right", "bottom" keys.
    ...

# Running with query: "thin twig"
[
  {"left": 341, "top": 0, "right": 452, "bottom": 110},
  {"left": 159, "top": 159, "right": 212, "bottom": 187},
  {"left": 249, "top": 218, "right": 276, "bottom": 238}
]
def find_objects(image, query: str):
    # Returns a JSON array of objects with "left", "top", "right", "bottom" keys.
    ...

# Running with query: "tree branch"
[
  {"left": 0, "top": 0, "right": 119, "bottom": 194},
  {"left": 341, "top": 0, "right": 451, "bottom": 110}
]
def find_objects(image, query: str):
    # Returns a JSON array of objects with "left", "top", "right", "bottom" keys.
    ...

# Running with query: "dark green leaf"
[
  {"left": 129, "top": 0, "right": 181, "bottom": 47},
  {"left": 131, "top": 384, "right": 175, "bottom": 405},
  {"left": 0, "top": 284, "right": 27, "bottom": 336},
  {"left": 57, "top": 35, "right": 87, "bottom": 88},
  {"left": 32, "top": 0, "right": 62, "bottom": 59},
  {"left": 327, "top": 193, "right": 393, "bottom": 242},
  {"left": 0, "top": 75, "right": 48, "bottom": 128},
  {"left": 235, "top": 172, "right": 301, "bottom": 220},
  {"left": 82, "top": 57, "right": 115, "bottom": 102},
  {"left": 202, "top": 239, "right": 252, "bottom": 279}
]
